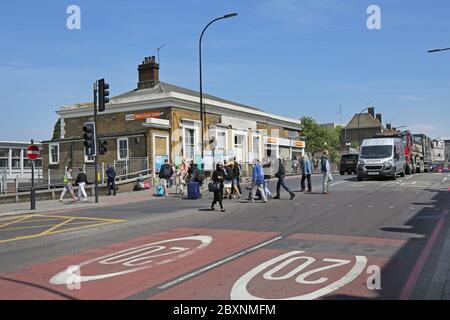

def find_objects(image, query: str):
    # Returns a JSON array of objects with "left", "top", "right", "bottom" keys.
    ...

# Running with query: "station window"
[
  {"left": 49, "top": 143, "right": 59, "bottom": 165},
  {"left": 117, "top": 138, "right": 129, "bottom": 161}
]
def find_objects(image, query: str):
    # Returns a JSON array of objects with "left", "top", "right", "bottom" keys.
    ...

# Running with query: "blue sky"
[{"left": 1, "top": 0, "right": 450, "bottom": 141}]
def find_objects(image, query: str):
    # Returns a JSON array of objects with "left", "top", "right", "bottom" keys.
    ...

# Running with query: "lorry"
[
  {"left": 412, "top": 134, "right": 432, "bottom": 173},
  {"left": 377, "top": 130, "right": 423, "bottom": 174},
  {"left": 357, "top": 137, "right": 406, "bottom": 181}
]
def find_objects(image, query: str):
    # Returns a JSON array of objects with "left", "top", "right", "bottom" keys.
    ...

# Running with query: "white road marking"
[
  {"left": 230, "top": 251, "right": 367, "bottom": 300},
  {"left": 406, "top": 175, "right": 414, "bottom": 180},
  {"left": 50, "top": 235, "right": 212, "bottom": 285},
  {"left": 157, "top": 236, "right": 283, "bottom": 290}
]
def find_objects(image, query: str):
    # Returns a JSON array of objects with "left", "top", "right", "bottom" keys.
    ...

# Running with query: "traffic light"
[
  {"left": 83, "top": 122, "right": 96, "bottom": 156},
  {"left": 99, "top": 140, "right": 108, "bottom": 155},
  {"left": 98, "top": 78, "right": 110, "bottom": 112}
]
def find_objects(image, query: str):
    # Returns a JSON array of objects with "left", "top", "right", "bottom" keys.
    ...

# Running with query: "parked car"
[
  {"left": 339, "top": 153, "right": 359, "bottom": 175},
  {"left": 424, "top": 161, "right": 433, "bottom": 173}
]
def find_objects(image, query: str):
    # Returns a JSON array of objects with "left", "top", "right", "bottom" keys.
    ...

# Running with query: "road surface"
[{"left": 0, "top": 173, "right": 449, "bottom": 300}]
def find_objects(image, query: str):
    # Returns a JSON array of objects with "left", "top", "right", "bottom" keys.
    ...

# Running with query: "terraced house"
[{"left": 41, "top": 56, "right": 304, "bottom": 177}]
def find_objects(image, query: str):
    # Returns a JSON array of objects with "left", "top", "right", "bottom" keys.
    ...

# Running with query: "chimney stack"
[
  {"left": 376, "top": 113, "right": 382, "bottom": 124},
  {"left": 386, "top": 123, "right": 392, "bottom": 130},
  {"left": 138, "top": 56, "right": 159, "bottom": 89},
  {"left": 368, "top": 107, "right": 375, "bottom": 118}
]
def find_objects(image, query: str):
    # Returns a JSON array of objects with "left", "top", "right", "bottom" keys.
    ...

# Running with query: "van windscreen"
[{"left": 360, "top": 145, "right": 392, "bottom": 159}]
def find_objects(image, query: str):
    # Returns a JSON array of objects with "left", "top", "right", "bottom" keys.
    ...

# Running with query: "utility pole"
[{"left": 93, "top": 82, "right": 99, "bottom": 204}]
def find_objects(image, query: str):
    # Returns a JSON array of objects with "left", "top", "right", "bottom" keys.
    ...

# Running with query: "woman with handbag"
[{"left": 211, "top": 163, "right": 226, "bottom": 212}]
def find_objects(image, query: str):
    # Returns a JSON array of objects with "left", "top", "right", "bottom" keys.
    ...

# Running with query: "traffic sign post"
[{"left": 27, "top": 141, "right": 40, "bottom": 210}]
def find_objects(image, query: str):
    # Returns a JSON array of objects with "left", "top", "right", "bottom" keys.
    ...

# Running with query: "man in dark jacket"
[
  {"left": 75, "top": 168, "right": 89, "bottom": 202},
  {"left": 273, "top": 159, "right": 296, "bottom": 200},
  {"left": 106, "top": 164, "right": 117, "bottom": 196},
  {"left": 159, "top": 159, "right": 174, "bottom": 197}
]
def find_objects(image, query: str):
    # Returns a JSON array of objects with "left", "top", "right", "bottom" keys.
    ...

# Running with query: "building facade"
[
  {"left": 431, "top": 138, "right": 445, "bottom": 163},
  {"left": 341, "top": 107, "right": 393, "bottom": 149},
  {"left": 42, "top": 56, "right": 304, "bottom": 176},
  {"left": 0, "top": 141, "right": 43, "bottom": 179}
]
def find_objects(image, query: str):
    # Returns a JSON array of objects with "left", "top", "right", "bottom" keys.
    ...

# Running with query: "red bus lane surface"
[
  {"left": 152, "top": 233, "right": 406, "bottom": 300},
  {"left": 0, "top": 228, "right": 277, "bottom": 300}
]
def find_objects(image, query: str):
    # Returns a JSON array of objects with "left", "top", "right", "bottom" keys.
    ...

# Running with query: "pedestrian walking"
[
  {"left": 75, "top": 168, "right": 89, "bottom": 202},
  {"left": 250, "top": 159, "right": 267, "bottom": 203},
  {"left": 211, "top": 163, "right": 226, "bottom": 212},
  {"left": 159, "top": 159, "right": 174, "bottom": 197},
  {"left": 273, "top": 158, "right": 296, "bottom": 200},
  {"left": 231, "top": 160, "right": 241, "bottom": 199},
  {"left": 262, "top": 153, "right": 274, "bottom": 199},
  {"left": 232, "top": 157, "right": 243, "bottom": 195},
  {"left": 223, "top": 160, "right": 233, "bottom": 199},
  {"left": 301, "top": 154, "right": 313, "bottom": 192},
  {"left": 321, "top": 150, "right": 333, "bottom": 194},
  {"left": 106, "top": 164, "right": 117, "bottom": 196},
  {"left": 59, "top": 168, "right": 77, "bottom": 201}
]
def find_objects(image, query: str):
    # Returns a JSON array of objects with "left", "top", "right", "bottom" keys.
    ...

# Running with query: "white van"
[{"left": 357, "top": 137, "right": 406, "bottom": 181}]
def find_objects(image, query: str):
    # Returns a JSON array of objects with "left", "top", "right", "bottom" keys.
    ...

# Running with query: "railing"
[{"left": 0, "top": 157, "right": 150, "bottom": 196}]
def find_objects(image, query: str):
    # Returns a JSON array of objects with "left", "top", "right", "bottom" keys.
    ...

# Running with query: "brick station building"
[{"left": 42, "top": 56, "right": 304, "bottom": 176}]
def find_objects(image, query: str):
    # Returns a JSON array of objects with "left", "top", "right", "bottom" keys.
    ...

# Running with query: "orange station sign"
[{"left": 126, "top": 111, "right": 164, "bottom": 121}]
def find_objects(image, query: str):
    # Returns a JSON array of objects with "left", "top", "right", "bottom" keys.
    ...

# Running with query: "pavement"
[{"left": 0, "top": 172, "right": 449, "bottom": 300}]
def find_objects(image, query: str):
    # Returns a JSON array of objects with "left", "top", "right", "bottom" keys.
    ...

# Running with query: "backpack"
[{"left": 156, "top": 185, "right": 165, "bottom": 197}]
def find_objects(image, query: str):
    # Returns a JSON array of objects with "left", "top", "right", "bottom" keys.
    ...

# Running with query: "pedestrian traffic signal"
[
  {"left": 99, "top": 140, "right": 108, "bottom": 155},
  {"left": 98, "top": 78, "right": 110, "bottom": 112},
  {"left": 83, "top": 122, "right": 96, "bottom": 156}
]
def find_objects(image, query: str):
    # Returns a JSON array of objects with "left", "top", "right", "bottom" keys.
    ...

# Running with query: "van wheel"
[{"left": 400, "top": 171, "right": 405, "bottom": 178}]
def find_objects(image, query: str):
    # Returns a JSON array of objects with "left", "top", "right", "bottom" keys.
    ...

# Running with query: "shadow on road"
[{"left": 323, "top": 189, "right": 450, "bottom": 300}]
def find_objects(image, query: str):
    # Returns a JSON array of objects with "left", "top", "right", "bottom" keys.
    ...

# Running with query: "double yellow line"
[{"left": 0, "top": 214, "right": 125, "bottom": 244}]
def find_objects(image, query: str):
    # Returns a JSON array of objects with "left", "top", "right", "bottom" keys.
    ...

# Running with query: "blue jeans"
[
  {"left": 263, "top": 180, "right": 272, "bottom": 198},
  {"left": 276, "top": 175, "right": 293, "bottom": 195}
]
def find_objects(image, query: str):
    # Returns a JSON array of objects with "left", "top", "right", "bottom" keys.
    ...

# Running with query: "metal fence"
[{"left": 0, "top": 157, "right": 150, "bottom": 196}]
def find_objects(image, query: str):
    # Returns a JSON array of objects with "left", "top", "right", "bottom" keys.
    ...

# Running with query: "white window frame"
[
  {"left": 49, "top": 143, "right": 59, "bottom": 165},
  {"left": 215, "top": 127, "right": 228, "bottom": 156},
  {"left": 252, "top": 133, "right": 262, "bottom": 162},
  {"left": 182, "top": 120, "right": 199, "bottom": 161},
  {"left": 117, "top": 138, "right": 129, "bottom": 161},
  {"left": 232, "top": 129, "right": 248, "bottom": 163}
]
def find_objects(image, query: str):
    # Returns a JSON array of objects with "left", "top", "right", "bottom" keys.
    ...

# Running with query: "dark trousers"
[
  {"left": 212, "top": 187, "right": 224, "bottom": 209},
  {"left": 276, "top": 175, "right": 293, "bottom": 195},
  {"left": 301, "top": 174, "right": 312, "bottom": 191},
  {"left": 107, "top": 178, "right": 116, "bottom": 195}
]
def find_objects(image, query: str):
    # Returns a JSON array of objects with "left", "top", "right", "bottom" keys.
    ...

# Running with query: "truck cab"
[{"left": 357, "top": 138, "right": 406, "bottom": 181}]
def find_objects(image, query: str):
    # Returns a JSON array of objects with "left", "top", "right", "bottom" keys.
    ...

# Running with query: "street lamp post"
[
  {"left": 199, "top": 13, "right": 238, "bottom": 164},
  {"left": 357, "top": 107, "right": 370, "bottom": 149}
]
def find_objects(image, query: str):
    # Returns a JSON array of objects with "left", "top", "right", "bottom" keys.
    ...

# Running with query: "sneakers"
[
  {"left": 221, "top": 208, "right": 226, "bottom": 213},
  {"left": 290, "top": 193, "right": 296, "bottom": 200},
  {"left": 272, "top": 195, "right": 280, "bottom": 200}
]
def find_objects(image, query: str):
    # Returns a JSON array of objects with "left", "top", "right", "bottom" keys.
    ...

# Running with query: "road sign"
[{"left": 26, "top": 145, "right": 40, "bottom": 161}]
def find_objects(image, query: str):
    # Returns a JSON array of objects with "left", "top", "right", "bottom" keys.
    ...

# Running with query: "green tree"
[
  {"left": 52, "top": 119, "right": 61, "bottom": 141},
  {"left": 301, "top": 117, "right": 343, "bottom": 162}
]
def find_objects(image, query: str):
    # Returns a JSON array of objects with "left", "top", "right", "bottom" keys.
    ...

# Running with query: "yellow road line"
[
  {"left": 0, "top": 220, "right": 104, "bottom": 232},
  {"left": 32, "top": 214, "right": 124, "bottom": 223},
  {"left": 0, "top": 214, "right": 126, "bottom": 244},
  {"left": 39, "top": 217, "right": 75, "bottom": 236},
  {"left": 0, "top": 216, "right": 33, "bottom": 229}
]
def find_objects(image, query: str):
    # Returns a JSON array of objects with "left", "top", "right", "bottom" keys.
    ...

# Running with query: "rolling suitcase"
[{"left": 187, "top": 182, "right": 200, "bottom": 199}]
